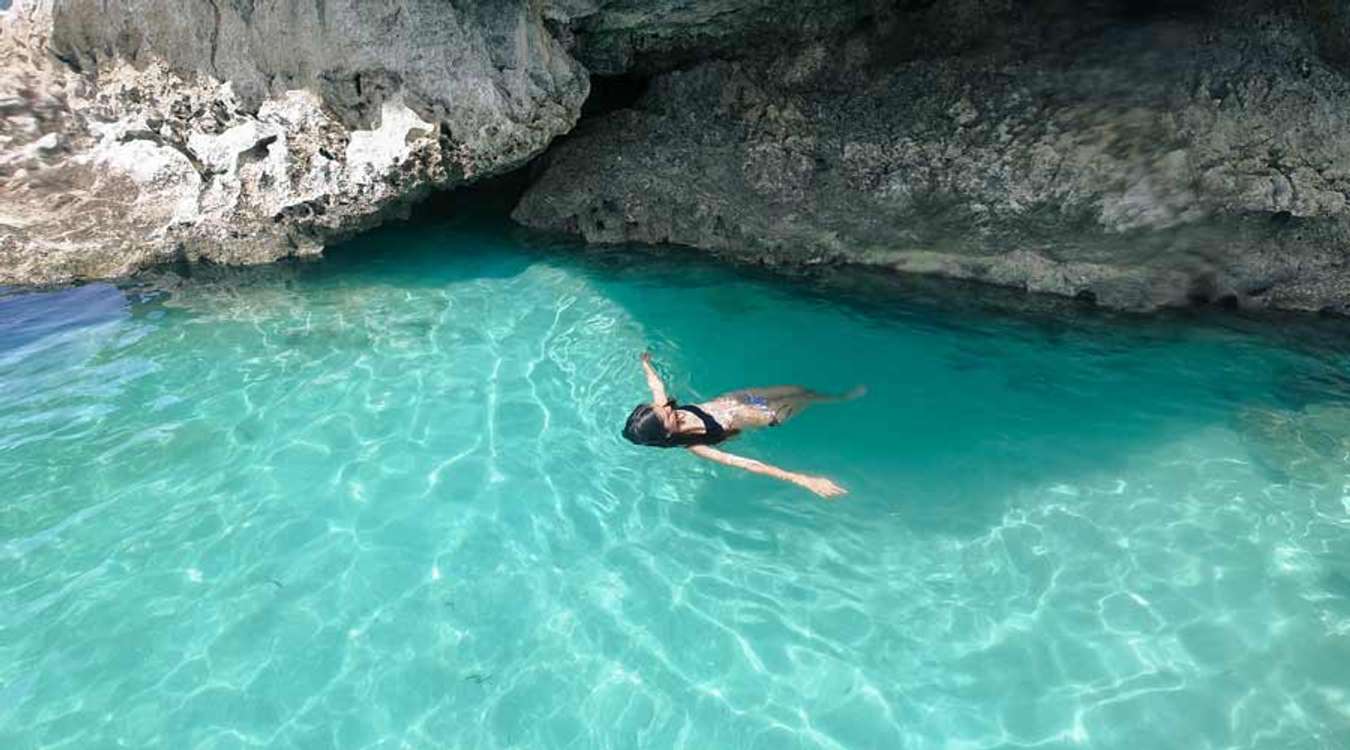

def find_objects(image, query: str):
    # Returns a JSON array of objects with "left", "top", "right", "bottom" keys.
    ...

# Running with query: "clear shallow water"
[{"left": 2, "top": 219, "right": 1350, "bottom": 750}]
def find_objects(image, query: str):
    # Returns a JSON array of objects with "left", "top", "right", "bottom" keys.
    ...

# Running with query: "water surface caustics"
[{"left": 2, "top": 220, "right": 1350, "bottom": 749}]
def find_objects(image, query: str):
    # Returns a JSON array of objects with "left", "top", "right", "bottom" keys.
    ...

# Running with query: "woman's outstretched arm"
[
  {"left": 640, "top": 352, "right": 670, "bottom": 405},
  {"left": 688, "top": 444, "right": 847, "bottom": 499}
]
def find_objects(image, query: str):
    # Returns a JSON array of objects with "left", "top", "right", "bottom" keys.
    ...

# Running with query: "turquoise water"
[{"left": 2, "top": 218, "right": 1350, "bottom": 749}]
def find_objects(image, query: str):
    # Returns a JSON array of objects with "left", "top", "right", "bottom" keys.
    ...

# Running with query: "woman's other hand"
[{"left": 794, "top": 474, "right": 848, "bottom": 499}]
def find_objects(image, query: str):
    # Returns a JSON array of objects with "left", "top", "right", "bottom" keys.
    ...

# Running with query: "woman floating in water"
[{"left": 622, "top": 352, "right": 862, "bottom": 498}]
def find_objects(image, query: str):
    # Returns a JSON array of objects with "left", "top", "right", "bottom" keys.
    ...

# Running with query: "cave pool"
[{"left": 2, "top": 215, "right": 1349, "bottom": 749}]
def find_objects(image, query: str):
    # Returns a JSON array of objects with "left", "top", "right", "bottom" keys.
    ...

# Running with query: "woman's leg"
[{"left": 732, "top": 385, "right": 865, "bottom": 425}]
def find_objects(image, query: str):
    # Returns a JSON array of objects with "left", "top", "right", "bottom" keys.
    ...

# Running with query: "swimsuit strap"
[{"left": 675, "top": 404, "right": 727, "bottom": 444}]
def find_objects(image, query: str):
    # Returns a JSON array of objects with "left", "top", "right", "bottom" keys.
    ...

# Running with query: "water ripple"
[{"left": 2, "top": 228, "right": 1349, "bottom": 748}]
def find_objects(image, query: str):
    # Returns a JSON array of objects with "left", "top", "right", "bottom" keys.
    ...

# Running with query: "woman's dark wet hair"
[{"left": 623, "top": 404, "right": 674, "bottom": 446}]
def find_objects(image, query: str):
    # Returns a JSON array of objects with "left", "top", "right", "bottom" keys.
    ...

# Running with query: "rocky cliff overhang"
[
  {"left": 4, "top": 0, "right": 1350, "bottom": 312},
  {"left": 1, "top": 0, "right": 590, "bottom": 284},
  {"left": 518, "top": 0, "right": 1350, "bottom": 313}
]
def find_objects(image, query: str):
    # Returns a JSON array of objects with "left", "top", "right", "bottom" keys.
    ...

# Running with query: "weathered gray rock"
[
  {"left": 516, "top": 10, "right": 1350, "bottom": 312},
  {"left": 1, "top": 0, "right": 589, "bottom": 285},
  {"left": 2, "top": 0, "right": 912, "bottom": 287},
  {"left": 6, "top": 0, "right": 1350, "bottom": 311}
]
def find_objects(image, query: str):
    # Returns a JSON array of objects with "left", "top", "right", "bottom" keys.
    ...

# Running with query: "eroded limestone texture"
[
  {"left": 516, "top": 3, "right": 1350, "bottom": 312},
  {"left": 5, "top": 0, "right": 1350, "bottom": 313},
  {"left": 1, "top": 0, "right": 588, "bottom": 284}
]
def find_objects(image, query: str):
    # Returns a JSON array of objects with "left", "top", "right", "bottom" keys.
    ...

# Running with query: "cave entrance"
[
  {"left": 411, "top": 68, "right": 651, "bottom": 224},
  {"left": 1111, "top": 0, "right": 1212, "bottom": 22},
  {"left": 580, "top": 72, "right": 650, "bottom": 118},
  {"left": 407, "top": 165, "right": 534, "bottom": 225}
]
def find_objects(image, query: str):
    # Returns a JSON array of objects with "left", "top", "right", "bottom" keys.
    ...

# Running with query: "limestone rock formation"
[
  {"left": 516, "top": 4, "right": 1350, "bottom": 312},
  {"left": 6, "top": 0, "right": 1350, "bottom": 315},
  {"left": 0, "top": 0, "right": 902, "bottom": 287},
  {"left": 1, "top": 0, "right": 589, "bottom": 285}
]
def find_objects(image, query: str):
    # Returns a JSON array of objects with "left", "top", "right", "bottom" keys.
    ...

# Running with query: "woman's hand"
[
  {"left": 640, "top": 352, "right": 668, "bottom": 404},
  {"left": 793, "top": 474, "right": 848, "bottom": 499}
]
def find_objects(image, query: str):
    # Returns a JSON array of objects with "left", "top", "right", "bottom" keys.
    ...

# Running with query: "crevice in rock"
[
  {"left": 204, "top": 0, "right": 222, "bottom": 75},
  {"left": 407, "top": 68, "right": 655, "bottom": 225},
  {"left": 118, "top": 128, "right": 213, "bottom": 181},
  {"left": 581, "top": 73, "right": 650, "bottom": 118},
  {"left": 237, "top": 134, "right": 277, "bottom": 169},
  {"left": 1111, "top": 0, "right": 1211, "bottom": 23},
  {"left": 409, "top": 163, "right": 537, "bottom": 225}
]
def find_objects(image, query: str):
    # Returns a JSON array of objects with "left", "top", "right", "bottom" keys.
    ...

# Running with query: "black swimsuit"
[{"left": 673, "top": 403, "right": 730, "bottom": 446}]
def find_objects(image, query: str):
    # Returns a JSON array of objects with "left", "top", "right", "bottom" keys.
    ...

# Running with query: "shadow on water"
[{"left": 0, "top": 284, "right": 130, "bottom": 356}]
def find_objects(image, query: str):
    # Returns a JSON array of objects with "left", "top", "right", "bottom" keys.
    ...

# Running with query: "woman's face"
[{"left": 654, "top": 402, "right": 679, "bottom": 434}]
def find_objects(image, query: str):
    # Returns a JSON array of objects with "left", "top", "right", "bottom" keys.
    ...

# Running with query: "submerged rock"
[
  {"left": 516, "top": 7, "right": 1350, "bottom": 312},
  {"left": 1240, "top": 403, "right": 1350, "bottom": 484}
]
